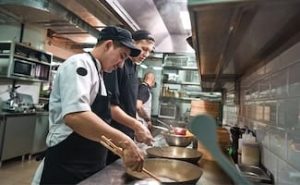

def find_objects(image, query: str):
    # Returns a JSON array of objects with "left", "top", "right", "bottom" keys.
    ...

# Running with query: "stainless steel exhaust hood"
[
  {"left": 188, "top": 0, "right": 300, "bottom": 91},
  {"left": 0, "top": 0, "right": 138, "bottom": 48},
  {"left": 117, "top": 0, "right": 194, "bottom": 53}
]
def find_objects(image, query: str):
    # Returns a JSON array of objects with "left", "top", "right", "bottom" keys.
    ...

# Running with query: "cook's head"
[
  {"left": 131, "top": 30, "right": 155, "bottom": 64},
  {"left": 96, "top": 26, "right": 141, "bottom": 72}
]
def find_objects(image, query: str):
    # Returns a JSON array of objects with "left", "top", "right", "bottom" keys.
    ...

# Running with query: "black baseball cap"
[
  {"left": 98, "top": 26, "right": 141, "bottom": 57},
  {"left": 132, "top": 30, "right": 155, "bottom": 42}
]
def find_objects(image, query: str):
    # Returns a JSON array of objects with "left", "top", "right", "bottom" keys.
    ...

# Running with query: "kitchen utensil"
[
  {"left": 126, "top": 158, "right": 202, "bottom": 184},
  {"left": 162, "top": 132, "right": 193, "bottom": 147},
  {"left": 99, "top": 136, "right": 161, "bottom": 182},
  {"left": 146, "top": 146, "right": 202, "bottom": 164},
  {"left": 151, "top": 125, "right": 169, "bottom": 132},
  {"left": 188, "top": 114, "right": 252, "bottom": 185},
  {"left": 157, "top": 119, "right": 173, "bottom": 131},
  {"left": 157, "top": 119, "right": 187, "bottom": 135}
]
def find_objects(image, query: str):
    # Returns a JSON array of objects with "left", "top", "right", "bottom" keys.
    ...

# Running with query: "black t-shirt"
[
  {"left": 103, "top": 59, "right": 138, "bottom": 138},
  {"left": 137, "top": 83, "right": 150, "bottom": 104}
]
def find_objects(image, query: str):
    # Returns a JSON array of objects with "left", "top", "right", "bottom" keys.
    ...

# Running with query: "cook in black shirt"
[{"left": 104, "top": 30, "right": 156, "bottom": 164}]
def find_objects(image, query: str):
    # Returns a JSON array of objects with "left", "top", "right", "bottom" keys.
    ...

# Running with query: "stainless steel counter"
[
  {"left": 78, "top": 158, "right": 233, "bottom": 185},
  {"left": 0, "top": 111, "right": 48, "bottom": 117},
  {"left": 78, "top": 133, "right": 233, "bottom": 185}
]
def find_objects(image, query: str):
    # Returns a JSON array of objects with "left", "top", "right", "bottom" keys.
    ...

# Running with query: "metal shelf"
[
  {"left": 162, "top": 81, "right": 200, "bottom": 85},
  {"left": 160, "top": 96, "right": 201, "bottom": 102},
  {"left": 163, "top": 66, "right": 198, "bottom": 70},
  {"left": 14, "top": 54, "right": 51, "bottom": 65}
]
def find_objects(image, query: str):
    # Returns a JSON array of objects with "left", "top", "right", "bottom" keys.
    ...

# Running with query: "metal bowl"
[{"left": 163, "top": 132, "right": 193, "bottom": 147}]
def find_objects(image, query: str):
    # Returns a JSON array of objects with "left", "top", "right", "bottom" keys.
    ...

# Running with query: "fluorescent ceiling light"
[
  {"left": 180, "top": 11, "right": 191, "bottom": 30},
  {"left": 153, "top": 66, "right": 162, "bottom": 70},
  {"left": 140, "top": 64, "right": 148, "bottom": 69}
]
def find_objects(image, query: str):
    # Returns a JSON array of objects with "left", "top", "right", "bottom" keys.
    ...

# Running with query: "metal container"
[{"left": 163, "top": 132, "right": 193, "bottom": 147}]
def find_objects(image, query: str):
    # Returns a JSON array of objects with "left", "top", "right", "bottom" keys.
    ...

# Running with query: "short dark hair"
[{"left": 132, "top": 30, "right": 155, "bottom": 42}]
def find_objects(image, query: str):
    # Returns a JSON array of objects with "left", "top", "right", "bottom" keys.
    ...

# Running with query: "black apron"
[{"left": 40, "top": 53, "right": 111, "bottom": 184}]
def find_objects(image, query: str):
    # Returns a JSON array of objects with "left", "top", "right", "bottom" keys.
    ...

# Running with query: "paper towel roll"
[{"left": 241, "top": 142, "right": 260, "bottom": 166}]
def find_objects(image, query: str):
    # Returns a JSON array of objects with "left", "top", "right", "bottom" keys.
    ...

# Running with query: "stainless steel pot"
[
  {"left": 146, "top": 146, "right": 203, "bottom": 164},
  {"left": 126, "top": 158, "right": 203, "bottom": 184},
  {"left": 162, "top": 132, "right": 193, "bottom": 147}
]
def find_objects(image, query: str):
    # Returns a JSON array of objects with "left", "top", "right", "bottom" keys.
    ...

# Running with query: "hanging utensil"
[
  {"left": 99, "top": 136, "right": 161, "bottom": 182},
  {"left": 188, "top": 114, "right": 253, "bottom": 185}
]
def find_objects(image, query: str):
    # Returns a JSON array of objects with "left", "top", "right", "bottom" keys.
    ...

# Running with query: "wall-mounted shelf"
[
  {"left": 163, "top": 66, "right": 198, "bottom": 70},
  {"left": 160, "top": 96, "right": 201, "bottom": 102},
  {"left": 162, "top": 81, "right": 201, "bottom": 86},
  {"left": 0, "top": 41, "right": 52, "bottom": 82}
]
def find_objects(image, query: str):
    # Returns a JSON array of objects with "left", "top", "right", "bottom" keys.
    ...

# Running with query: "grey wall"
[{"left": 224, "top": 41, "right": 300, "bottom": 184}]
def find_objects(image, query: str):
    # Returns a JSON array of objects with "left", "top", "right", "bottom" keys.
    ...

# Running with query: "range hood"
[
  {"left": 117, "top": 0, "right": 194, "bottom": 53},
  {"left": 188, "top": 0, "right": 300, "bottom": 92},
  {"left": 0, "top": 0, "right": 138, "bottom": 49}
]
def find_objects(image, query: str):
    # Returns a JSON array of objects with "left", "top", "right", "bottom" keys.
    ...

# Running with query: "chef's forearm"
[
  {"left": 110, "top": 105, "right": 140, "bottom": 130},
  {"left": 64, "top": 111, "right": 134, "bottom": 147},
  {"left": 137, "top": 107, "right": 151, "bottom": 122}
]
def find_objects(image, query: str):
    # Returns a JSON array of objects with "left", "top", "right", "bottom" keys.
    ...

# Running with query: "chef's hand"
[
  {"left": 134, "top": 120, "right": 154, "bottom": 145},
  {"left": 147, "top": 121, "right": 153, "bottom": 130},
  {"left": 121, "top": 140, "right": 144, "bottom": 172}
]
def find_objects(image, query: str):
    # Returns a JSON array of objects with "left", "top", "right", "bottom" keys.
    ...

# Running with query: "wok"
[
  {"left": 126, "top": 158, "right": 203, "bottom": 184},
  {"left": 146, "top": 146, "right": 203, "bottom": 164}
]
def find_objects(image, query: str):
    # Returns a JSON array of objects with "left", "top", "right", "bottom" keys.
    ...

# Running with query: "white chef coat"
[{"left": 32, "top": 53, "right": 107, "bottom": 185}]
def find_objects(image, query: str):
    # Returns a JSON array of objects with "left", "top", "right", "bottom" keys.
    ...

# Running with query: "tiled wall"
[{"left": 236, "top": 42, "right": 300, "bottom": 185}]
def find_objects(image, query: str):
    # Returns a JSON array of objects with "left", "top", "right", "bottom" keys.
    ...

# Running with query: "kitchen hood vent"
[
  {"left": 0, "top": 0, "right": 139, "bottom": 49},
  {"left": 189, "top": 0, "right": 300, "bottom": 92}
]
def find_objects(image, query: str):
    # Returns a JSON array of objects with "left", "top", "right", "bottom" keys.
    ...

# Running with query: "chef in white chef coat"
[{"left": 32, "top": 26, "right": 144, "bottom": 185}]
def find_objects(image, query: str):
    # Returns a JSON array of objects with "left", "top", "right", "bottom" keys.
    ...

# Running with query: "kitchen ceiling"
[{"left": 0, "top": 0, "right": 193, "bottom": 53}]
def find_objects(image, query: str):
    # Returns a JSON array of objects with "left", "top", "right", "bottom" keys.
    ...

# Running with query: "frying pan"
[
  {"left": 126, "top": 158, "right": 203, "bottom": 184},
  {"left": 146, "top": 146, "right": 203, "bottom": 164}
]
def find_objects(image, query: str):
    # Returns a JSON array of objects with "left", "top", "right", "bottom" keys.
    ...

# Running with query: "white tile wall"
[{"left": 224, "top": 41, "right": 300, "bottom": 184}]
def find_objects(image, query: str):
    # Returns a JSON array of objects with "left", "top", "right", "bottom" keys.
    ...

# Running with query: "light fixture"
[
  {"left": 140, "top": 64, "right": 148, "bottom": 69},
  {"left": 153, "top": 66, "right": 162, "bottom": 70},
  {"left": 180, "top": 11, "right": 191, "bottom": 30}
]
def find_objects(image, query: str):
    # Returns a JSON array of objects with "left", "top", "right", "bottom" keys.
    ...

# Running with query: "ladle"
[{"left": 188, "top": 114, "right": 252, "bottom": 185}]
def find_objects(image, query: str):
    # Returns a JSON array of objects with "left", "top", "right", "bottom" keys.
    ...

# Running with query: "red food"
[{"left": 173, "top": 127, "right": 187, "bottom": 135}]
